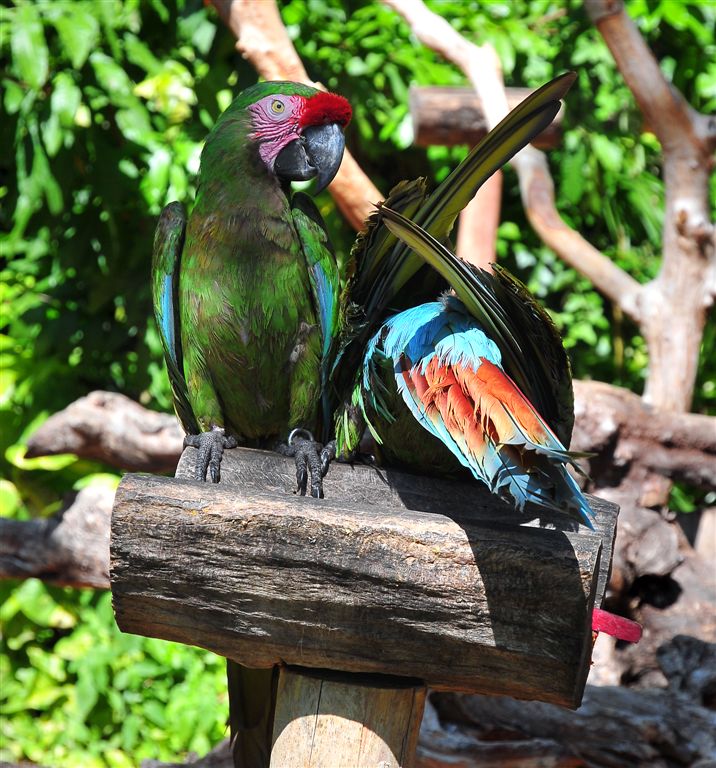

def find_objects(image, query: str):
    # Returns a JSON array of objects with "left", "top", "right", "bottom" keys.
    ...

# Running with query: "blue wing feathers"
[{"left": 363, "top": 299, "right": 594, "bottom": 527}]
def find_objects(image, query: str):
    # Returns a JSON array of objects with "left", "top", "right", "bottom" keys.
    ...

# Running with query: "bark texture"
[{"left": 24, "top": 390, "right": 183, "bottom": 474}]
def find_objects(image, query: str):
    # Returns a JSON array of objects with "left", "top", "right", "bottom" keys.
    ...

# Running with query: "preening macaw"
[
  {"left": 356, "top": 209, "right": 593, "bottom": 526},
  {"left": 151, "top": 81, "right": 351, "bottom": 768},
  {"left": 333, "top": 71, "right": 593, "bottom": 527}
]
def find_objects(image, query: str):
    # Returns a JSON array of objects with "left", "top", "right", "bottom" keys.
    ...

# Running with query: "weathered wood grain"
[
  {"left": 270, "top": 668, "right": 425, "bottom": 768},
  {"left": 176, "top": 446, "right": 618, "bottom": 605},
  {"left": 111, "top": 445, "right": 613, "bottom": 707},
  {"left": 0, "top": 485, "right": 113, "bottom": 589}
]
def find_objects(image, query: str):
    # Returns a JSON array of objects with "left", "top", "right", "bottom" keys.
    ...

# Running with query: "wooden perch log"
[
  {"left": 410, "top": 86, "right": 563, "bottom": 148},
  {"left": 111, "top": 447, "right": 618, "bottom": 709}
]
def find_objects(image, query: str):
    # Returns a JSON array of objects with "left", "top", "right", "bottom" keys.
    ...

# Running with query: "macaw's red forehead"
[{"left": 299, "top": 91, "right": 352, "bottom": 128}]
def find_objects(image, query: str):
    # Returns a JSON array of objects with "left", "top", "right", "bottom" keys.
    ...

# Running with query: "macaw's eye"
[{"left": 271, "top": 100, "right": 285, "bottom": 114}]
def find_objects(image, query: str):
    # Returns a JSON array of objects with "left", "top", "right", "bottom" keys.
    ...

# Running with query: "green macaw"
[
  {"left": 151, "top": 81, "right": 351, "bottom": 768},
  {"left": 152, "top": 81, "right": 351, "bottom": 490},
  {"left": 332, "top": 72, "right": 593, "bottom": 525}
]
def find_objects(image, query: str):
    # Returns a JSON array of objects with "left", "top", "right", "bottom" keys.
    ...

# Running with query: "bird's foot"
[
  {"left": 183, "top": 427, "right": 238, "bottom": 483},
  {"left": 276, "top": 429, "right": 335, "bottom": 499}
]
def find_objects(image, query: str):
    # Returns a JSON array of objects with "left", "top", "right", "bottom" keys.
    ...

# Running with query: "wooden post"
[
  {"left": 271, "top": 668, "right": 425, "bottom": 768},
  {"left": 110, "top": 447, "right": 618, "bottom": 767}
]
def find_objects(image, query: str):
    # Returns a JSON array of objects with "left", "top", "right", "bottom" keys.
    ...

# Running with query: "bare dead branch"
[
  {"left": 0, "top": 486, "right": 113, "bottom": 589},
  {"left": 25, "top": 391, "right": 184, "bottom": 474},
  {"left": 455, "top": 173, "right": 502, "bottom": 269},
  {"left": 584, "top": 0, "right": 703, "bottom": 152},
  {"left": 209, "top": 0, "right": 382, "bottom": 230},
  {"left": 383, "top": 0, "right": 644, "bottom": 320},
  {"left": 428, "top": 672, "right": 716, "bottom": 768},
  {"left": 583, "top": 0, "right": 716, "bottom": 414}
]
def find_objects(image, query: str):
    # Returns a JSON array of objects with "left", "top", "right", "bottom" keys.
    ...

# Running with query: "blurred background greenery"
[{"left": 1, "top": 0, "right": 714, "bottom": 765}]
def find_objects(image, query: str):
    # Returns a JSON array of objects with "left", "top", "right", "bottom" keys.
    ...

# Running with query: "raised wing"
[
  {"left": 355, "top": 72, "right": 576, "bottom": 319},
  {"left": 379, "top": 205, "right": 575, "bottom": 447}
]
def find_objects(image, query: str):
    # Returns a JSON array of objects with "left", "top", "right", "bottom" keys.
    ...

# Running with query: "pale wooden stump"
[{"left": 270, "top": 668, "right": 425, "bottom": 768}]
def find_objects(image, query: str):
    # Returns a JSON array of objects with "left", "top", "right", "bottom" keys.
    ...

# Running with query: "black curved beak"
[{"left": 274, "top": 123, "right": 345, "bottom": 192}]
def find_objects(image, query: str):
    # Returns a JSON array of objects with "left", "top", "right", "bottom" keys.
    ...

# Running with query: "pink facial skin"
[{"left": 248, "top": 94, "right": 306, "bottom": 170}]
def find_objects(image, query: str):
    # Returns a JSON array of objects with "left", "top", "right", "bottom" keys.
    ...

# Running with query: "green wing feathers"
[
  {"left": 291, "top": 192, "right": 343, "bottom": 440},
  {"left": 151, "top": 201, "right": 199, "bottom": 436}
]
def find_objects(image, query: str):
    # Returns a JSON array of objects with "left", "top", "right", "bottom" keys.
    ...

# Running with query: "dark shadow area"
[{"left": 629, "top": 574, "right": 683, "bottom": 610}]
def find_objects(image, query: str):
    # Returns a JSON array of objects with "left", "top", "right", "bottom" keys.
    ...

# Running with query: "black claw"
[
  {"left": 183, "top": 428, "right": 236, "bottom": 482},
  {"left": 296, "top": 451, "right": 309, "bottom": 496},
  {"left": 276, "top": 431, "right": 335, "bottom": 498},
  {"left": 320, "top": 440, "right": 336, "bottom": 477}
]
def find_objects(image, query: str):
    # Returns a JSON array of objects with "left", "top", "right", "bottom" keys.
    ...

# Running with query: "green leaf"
[
  {"left": 51, "top": 73, "right": 82, "bottom": 127},
  {"left": 90, "top": 51, "right": 133, "bottom": 101},
  {"left": 42, "top": 114, "right": 63, "bottom": 157},
  {"left": 561, "top": 144, "right": 587, "bottom": 205},
  {"left": 115, "top": 106, "right": 153, "bottom": 145},
  {"left": 11, "top": 4, "right": 49, "bottom": 90},
  {"left": 592, "top": 134, "right": 624, "bottom": 173},
  {"left": 0, "top": 479, "right": 22, "bottom": 518},
  {"left": 3, "top": 79, "right": 26, "bottom": 115},
  {"left": 140, "top": 147, "right": 171, "bottom": 212},
  {"left": 53, "top": 6, "right": 100, "bottom": 70},
  {"left": 124, "top": 34, "right": 162, "bottom": 75}
]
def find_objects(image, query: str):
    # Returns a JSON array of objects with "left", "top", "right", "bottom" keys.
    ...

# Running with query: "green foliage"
[
  {"left": 0, "top": 580, "right": 228, "bottom": 766},
  {"left": 1, "top": 0, "right": 714, "bottom": 764}
]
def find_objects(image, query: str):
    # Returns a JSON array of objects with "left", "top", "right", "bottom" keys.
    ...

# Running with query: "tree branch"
[
  {"left": 584, "top": 0, "right": 703, "bottom": 152},
  {"left": 209, "top": 0, "right": 382, "bottom": 230},
  {"left": 0, "top": 486, "right": 113, "bottom": 589},
  {"left": 584, "top": 0, "right": 716, "bottom": 414},
  {"left": 429, "top": 659, "right": 716, "bottom": 768},
  {"left": 571, "top": 380, "right": 716, "bottom": 490},
  {"left": 25, "top": 391, "right": 183, "bottom": 474},
  {"left": 382, "top": 0, "right": 644, "bottom": 321}
]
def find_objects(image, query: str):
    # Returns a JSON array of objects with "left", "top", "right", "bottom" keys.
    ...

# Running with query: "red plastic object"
[{"left": 592, "top": 608, "right": 642, "bottom": 643}]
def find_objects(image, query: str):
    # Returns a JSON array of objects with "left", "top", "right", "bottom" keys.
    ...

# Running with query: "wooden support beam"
[
  {"left": 410, "top": 86, "right": 563, "bottom": 148},
  {"left": 270, "top": 668, "right": 425, "bottom": 767},
  {"left": 111, "top": 447, "right": 618, "bottom": 710}
]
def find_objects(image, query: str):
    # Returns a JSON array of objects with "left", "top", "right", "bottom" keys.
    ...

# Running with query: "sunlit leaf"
[
  {"left": 53, "top": 6, "right": 100, "bottom": 71},
  {"left": 11, "top": 4, "right": 49, "bottom": 90}
]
